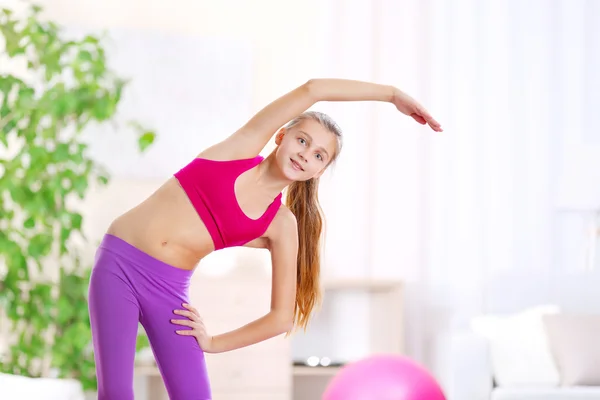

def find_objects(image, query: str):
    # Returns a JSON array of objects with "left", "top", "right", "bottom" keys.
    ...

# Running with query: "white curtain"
[{"left": 313, "top": 0, "right": 600, "bottom": 367}]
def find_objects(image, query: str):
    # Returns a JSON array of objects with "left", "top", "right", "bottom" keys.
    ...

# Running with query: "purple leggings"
[{"left": 88, "top": 234, "right": 211, "bottom": 399}]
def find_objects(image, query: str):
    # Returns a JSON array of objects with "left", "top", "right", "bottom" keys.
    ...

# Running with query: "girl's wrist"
[{"left": 390, "top": 86, "right": 403, "bottom": 103}]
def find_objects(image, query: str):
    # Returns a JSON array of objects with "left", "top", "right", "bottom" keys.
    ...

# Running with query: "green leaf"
[
  {"left": 8, "top": 250, "right": 27, "bottom": 273},
  {"left": 17, "top": 86, "right": 36, "bottom": 110},
  {"left": 8, "top": 185, "right": 26, "bottom": 203},
  {"left": 138, "top": 131, "right": 155, "bottom": 152},
  {"left": 82, "top": 34, "right": 99, "bottom": 45},
  {"left": 91, "top": 95, "right": 112, "bottom": 120},
  {"left": 23, "top": 217, "right": 35, "bottom": 229},
  {"left": 27, "top": 233, "right": 53, "bottom": 258},
  {"left": 60, "top": 226, "right": 70, "bottom": 244},
  {"left": 73, "top": 175, "right": 88, "bottom": 197},
  {"left": 113, "top": 78, "right": 128, "bottom": 104},
  {"left": 1, "top": 119, "right": 17, "bottom": 135},
  {"left": 77, "top": 49, "right": 93, "bottom": 62},
  {"left": 97, "top": 174, "right": 109, "bottom": 185},
  {"left": 57, "top": 93, "right": 78, "bottom": 118},
  {"left": 1, "top": 20, "right": 26, "bottom": 57},
  {"left": 136, "top": 331, "right": 150, "bottom": 352},
  {"left": 54, "top": 143, "right": 70, "bottom": 162},
  {"left": 56, "top": 296, "right": 72, "bottom": 325},
  {"left": 70, "top": 212, "right": 82, "bottom": 230}
]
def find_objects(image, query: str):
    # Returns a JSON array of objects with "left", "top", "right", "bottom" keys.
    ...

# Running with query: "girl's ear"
[{"left": 274, "top": 127, "right": 286, "bottom": 145}]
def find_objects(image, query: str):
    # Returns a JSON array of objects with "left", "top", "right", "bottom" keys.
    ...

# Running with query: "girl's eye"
[
  {"left": 316, "top": 154, "right": 323, "bottom": 161},
  {"left": 298, "top": 138, "right": 306, "bottom": 145}
]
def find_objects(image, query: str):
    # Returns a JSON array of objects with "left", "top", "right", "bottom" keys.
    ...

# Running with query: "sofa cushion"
[
  {"left": 471, "top": 305, "right": 560, "bottom": 387},
  {"left": 492, "top": 387, "right": 600, "bottom": 400},
  {"left": 543, "top": 314, "right": 600, "bottom": 386}
]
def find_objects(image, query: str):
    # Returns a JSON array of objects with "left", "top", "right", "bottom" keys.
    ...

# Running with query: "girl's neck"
[{"left": 254, "top": 152, "right": 293, "bottom": 199}]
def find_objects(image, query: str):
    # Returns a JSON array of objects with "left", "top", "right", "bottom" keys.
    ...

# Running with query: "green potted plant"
[{"left": 0, "top": 3, "right": 153, "bottom": 395}]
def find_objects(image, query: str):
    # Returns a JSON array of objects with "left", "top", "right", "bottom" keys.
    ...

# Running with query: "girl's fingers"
[
  {"left": 411, "top": 113, "right": 427, "bottom": 125},
  {"left": 429, "top": 119, "right": 443, "bottom": 132},
  {"left": 415, "top": 106, "right": 443, "bottom": 131},
  {"left": 182, "top": 303, "right": 200, "bottom": 316},
  {"left": 427, "top": 115, "right": 441, "bottom": 128},
  {"left": 171, "top": 318, "right": 206, "bottom": 331},
  {"left": 171, "top": 318, "right": 194, "bottom": 327},
  {"left": 175, "top": 329, "right": 195, "bottom": 335},
  {"left": 173, "top": 309, "right": 201, "bottom": 321}
]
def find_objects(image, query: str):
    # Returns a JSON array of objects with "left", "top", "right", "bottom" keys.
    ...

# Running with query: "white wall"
[{"left": 36, "top": 0, "right": 320, "bottom": 110}]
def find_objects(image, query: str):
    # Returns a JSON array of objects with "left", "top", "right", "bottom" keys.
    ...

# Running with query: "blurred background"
[{"left": 1, "top": 0, "right": 600, "bottom": 399}]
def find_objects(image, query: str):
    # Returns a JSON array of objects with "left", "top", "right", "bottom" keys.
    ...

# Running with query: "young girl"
[{"left": 88, "top": 78, "right": 442, "bottom": 400}]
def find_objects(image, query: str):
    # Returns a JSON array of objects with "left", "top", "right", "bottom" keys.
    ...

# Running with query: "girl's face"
[{"left": 275, "top": 119, "right": 338, "bottom": 182}]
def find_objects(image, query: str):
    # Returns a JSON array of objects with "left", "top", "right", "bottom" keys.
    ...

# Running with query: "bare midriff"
[{"left": 106, "top": 177, "right": 214, "bottom": 271}]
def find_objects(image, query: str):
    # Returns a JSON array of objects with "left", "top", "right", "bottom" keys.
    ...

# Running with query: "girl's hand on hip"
[
  {"left": 172, "top": 303, "right": 213, "bottom": 352},
  {"left": 392, "top": 88, "right": 443, "bottom": 132}
]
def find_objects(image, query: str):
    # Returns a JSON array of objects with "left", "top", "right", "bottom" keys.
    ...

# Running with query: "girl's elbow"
[
  {"left": 274, "top": 312, "right": 294, "bottom": 333},
  {"left": 303, "top": 79, "right": 322, "bottom": 102},
  {"left": 282, "top": 319, "right": 294, "bottom": 333}
]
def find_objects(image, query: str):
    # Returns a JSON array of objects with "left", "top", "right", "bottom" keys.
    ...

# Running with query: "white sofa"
[
  {"left": 0, "top": 373, "right": 85, "bottom": 400},
  {"left": 439, "top": 331, "right": 600, "bottom": 400},
  {"left": 437, "top": 308, "right": 600, "bottom": 400}
]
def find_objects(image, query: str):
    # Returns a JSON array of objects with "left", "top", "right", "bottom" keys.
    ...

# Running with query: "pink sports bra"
[{"left": 174, "top": 156, "right": 282, "bottom": 250}]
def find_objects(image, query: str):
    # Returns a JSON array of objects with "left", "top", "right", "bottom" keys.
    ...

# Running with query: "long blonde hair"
[{"left": 283, "top": 111, "right": 342, "bottom": 330}]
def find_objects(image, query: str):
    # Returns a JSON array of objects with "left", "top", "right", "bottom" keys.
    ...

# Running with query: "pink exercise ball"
[{"left": 322, "top": 354, "right": 446, "bottom": 400}]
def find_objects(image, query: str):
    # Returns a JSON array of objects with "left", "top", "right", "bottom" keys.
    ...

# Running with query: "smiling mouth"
[{"left": 290, "top": 158, "right": 304, "bottom": 171}]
